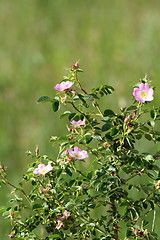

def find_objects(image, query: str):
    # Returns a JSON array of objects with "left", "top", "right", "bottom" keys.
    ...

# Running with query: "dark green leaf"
[
  {"left": 150, "top": 109, "right": 156, "bottom": 119},
  {"left": 52, "top": 100, "right": 60, "bottom": 112},
  {"left": 102, "top": 122, "right": 112, "bottom": 132},
  {"left": 103, "top": 109, "right": 115, "bottom": 117},
  {"left": 148, "top": 200, "right": 155, "bottom": 210},
  {"left": 110, "top": 127, "right": 118, "bottom": 136},
  {"left": 65, "top": 167, "right": 72, "bottom": 176},
  {"left": 57, "top": 168, "right": 63, "bottom": 177},
  {"left": 126, "top": 229, "right": 132, "bottom": 237},
  {"left": 60, "top": 111, "right": 71, "bottom": 119},
  {"left": 145, "top": 134, "right": 152, "bottom": 141},
  {"left": 32, "top": 204, "right": 42, "bottom": 210},
  {"left": 135, "top": 134, "right": 142, "bottom": 140},
  {"left": 126, "top": 105, "right": 137, "bottom": 111},
  {"left": 37, "top": 96, "right": 51, "bottom": 103},
  {"left": 68, "top": 113, "right": 77, "bottom": 121},
  {"left": 140, "top": 126, "right": 149, "bottom": 132},
  {"left": 142, "top": 202, "right": 148, "bottom": 209}
]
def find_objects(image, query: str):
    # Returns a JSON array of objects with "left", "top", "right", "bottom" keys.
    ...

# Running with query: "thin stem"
[
  {"left": 70, "top": 101, "right": 85, "bottom": 115},
  {"left": 75, "top": 71, "right": 104, "bottom": 117},
  {"left": 111, "top": 201, "right": 119, "bottom": 240},
  {"left": 152, "top": 209, "right": 156, "bottom": 232},
  {"left": 6, "top": 180, "right": 31, "bottom": 205},
  {"left": 75, "top": 71, "right": 88, "bottom": 95}
]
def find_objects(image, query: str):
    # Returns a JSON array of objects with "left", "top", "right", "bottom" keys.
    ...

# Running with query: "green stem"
[
  {"left": 75, "top": 71, "right": 104, "bottom": 117},
  {"left": 6, "top": 180, "right": 31, "bottom": 205},
  {"left": 70, "top": 100, "right": 85, "bottom": 116},
  {"left": 152, "top": 209, "right": 156, "bottom": 232}
]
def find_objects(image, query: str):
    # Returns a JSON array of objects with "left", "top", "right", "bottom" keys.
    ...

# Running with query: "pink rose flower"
[
  {"left": 54, "top": 81, "right": 74, "bottom": 91},
  {"left": 33, "top": 164, "right": 53, "bottom": 175},
  {"left": 67, "top": 146, "right": 89, "bottom": 160},
  {"left": 70, "top": 119, "right": 85, "bottom": 127},
  {"left": 56, "top": 210, "right": 70, "bottom": 229},
  {"left": 133, "top": 83, "right": 154, "bottom": 102},
  {"left": 62, "top": 210, "right": 70, "bottom": 218},
  {"left": 56, "top": 219, "right": 64, "bottom": 229}
]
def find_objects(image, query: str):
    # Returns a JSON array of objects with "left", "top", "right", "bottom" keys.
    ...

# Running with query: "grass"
[{"left": 1, "top": 0, "right": 160, "bottom": 238}]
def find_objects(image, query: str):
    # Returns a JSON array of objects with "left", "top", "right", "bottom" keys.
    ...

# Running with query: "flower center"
[
  {"left": 140, "top": 91, "right": 148, "bottom": 98},
  {"left": 74, "top": 153, "right": 81, "bottom": 158},
  {"left": 40, "top": 169, "right": 47, "bottom": 174}
]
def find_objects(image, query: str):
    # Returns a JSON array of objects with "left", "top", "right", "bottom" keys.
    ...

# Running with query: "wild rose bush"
[{"left": 1, "top": 63, "right": 160, "bottom": 240}]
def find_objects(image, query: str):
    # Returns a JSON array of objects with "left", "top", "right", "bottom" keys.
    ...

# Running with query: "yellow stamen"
[
  {"left": 140, "top": 91, "right": 148, "bottom": 98},
  {"left": 74, "top": 153, "right": 81, "bottom": 158},
  {"left": 40, "top": 169, "right": 47, "bottom": 174}
]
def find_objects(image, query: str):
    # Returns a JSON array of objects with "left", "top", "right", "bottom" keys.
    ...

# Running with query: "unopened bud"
[
  {"left": 103, "top": 142, "right": 110, "bottom": 147},
  {"left": 67, "top": 156, "right": 73, "bottom": 162},
  {"left": 124, "top": 116, "right": 131, "bottom": 123},
  {"left": 71, "top": 62, "right": 79, "bottom": 70},
  {"left": 0, "top": 164, "right": 5, "bottom": 170},
  {"left": 60, "top": 97, "right": 66, "bottom": 103},
  {"left": 9, "top": 212, "right": 14, "bottom": 217},
  {"left": 35, "top": 145, "right": 39, "bottom": 156},
  {"left": 39, "top": 187, "right": 50, "bottom": 194},
  {"left": 156, "top": 180, "right": 160, "bottom": 189}
]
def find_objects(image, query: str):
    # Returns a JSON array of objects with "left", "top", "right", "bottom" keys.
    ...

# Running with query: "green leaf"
[
  {"left": 110, "top": 127, "right": 118, "bottom": 136},
  {"left": 92, "top": 85, "right": 114, "bottom": 97},
  {"left": 32, "top": 204, "right": 42, "bottom": 210},
  {"left": 148, "top": 120, "right": 155, "bottom": 127},
  {"left": 126, "top": 105, "right": 137, "bottom": 111},
  {"left": 65, "top": 167, "right": 72, "bottom": 176},
  {"left": 68, "top": 113, "right": 77, "bottom": 121},
  {"left": 126, "top": 229, "right": 132, "bottom": 237},
  {"left": 142, "top": 202, "right": 148, "bottom": 209},
  {"left": 81, "top": 133, "right": 92, "bottom": 144},
  {"left": 140, "top": 126, "right": 149, "bottom": 132},
  {"left": 57, "top": 168, "right": 63, "bottom": 177},
  {"left": 37, "top": 96, "right": 51, "bottom": 103},
  {"left": 65, "top": 201, "right": 74, "bottom": 210},
  {"left": 52, "top": 100, "right": 60, "bottom": 112},
  {"left": 103, "top": 109, "right": 115, "bottom": 117},
  {"left": 102, "top": 122, "right": 112, "bottom": 132},
  {"left": 60, "top": 111, "right": 71, "bottom": 119},
  {"left": 84, "top": 94, "right": 95, "bottom": 101},
  {"left": 148, "top": 200, "right": 155, "bottom": 210},
  {"left": 135, "top": 134, "right": 142, "bottom": 140},
  {"left": 150, "top": 109, "right": 156, "bottom": 119},
  {"left": 78, "top": 94, "right": 89, "bottom": 108},
  {"left": 0, "top": 206, "right": 6, "bottom": 212},
  {"left": 145, "top": 134, "right": 152, "bottom": 141},
  {"left": 48, "top": 234, "right": 61, "bottom": 239}
]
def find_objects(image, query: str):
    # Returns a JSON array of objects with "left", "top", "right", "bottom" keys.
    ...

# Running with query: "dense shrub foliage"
[{"left": 1, "top": 63, "right": 160, "bottom": 239}]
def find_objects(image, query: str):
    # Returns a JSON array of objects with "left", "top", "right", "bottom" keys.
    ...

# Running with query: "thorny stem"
[
  {"left": 93, "top": 101, "right": 104, "bottom": 117},
  {"left": 75, "top": 71, "right": 88, "bottom": 95},
  {"left": 75, "top": 71, "right": 104, "bottom": 117},
  {"left": 5, "top": 179, "right": 31, "bottom": 205},
  {"left": 70, "top": 100, "right": 86, "bottom": 116},
  {"left": 111, "top": 200, "right": 119, "bottom": 240}
]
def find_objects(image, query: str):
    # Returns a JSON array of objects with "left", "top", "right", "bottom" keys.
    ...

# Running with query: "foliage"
[{"left": 1, "top": 63, "right": 160, "bottom": 239}]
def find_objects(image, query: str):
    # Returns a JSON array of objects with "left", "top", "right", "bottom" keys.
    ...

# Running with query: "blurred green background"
[{"left": 1, "top": 0, "right": 160, "bottom": 238}]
